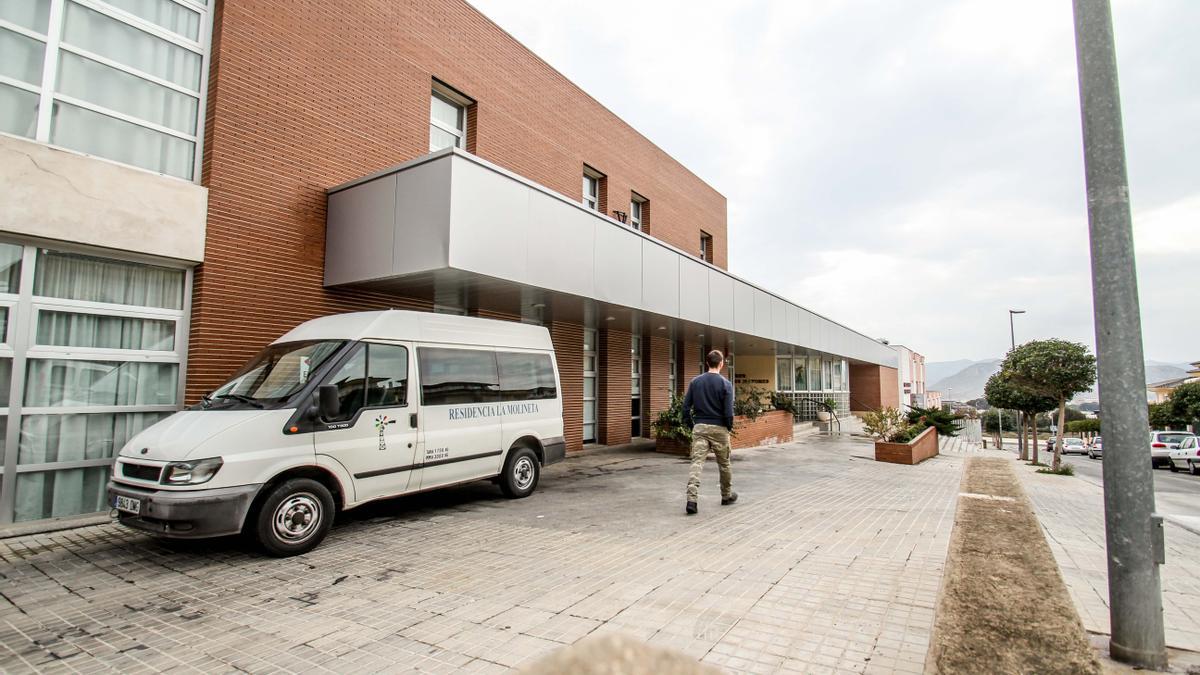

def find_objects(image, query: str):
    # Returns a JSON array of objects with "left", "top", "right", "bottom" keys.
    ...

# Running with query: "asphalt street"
[{"left": 1000, "top": 438, "right": 1200, "bottom": 534}]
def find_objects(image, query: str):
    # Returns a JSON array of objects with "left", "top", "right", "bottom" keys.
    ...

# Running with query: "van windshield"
[{"left": 208, "top": 340, "right": 345, "bottom": 407}]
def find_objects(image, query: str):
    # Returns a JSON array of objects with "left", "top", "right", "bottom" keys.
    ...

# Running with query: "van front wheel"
[
  {"left": 253, "top": 478, "right": 334, "bottom": 557},
  {"left": 500, "top": 447, "right": 539, "bottom": 499}
]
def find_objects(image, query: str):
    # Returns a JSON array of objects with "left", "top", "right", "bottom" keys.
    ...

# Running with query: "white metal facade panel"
[
  {"left": 325, "top": 175, "right": 398, "bottom": 286},
  {"left": 679, "top": 258, "right": 710, "bottom": 324},
  {"left": 641, "top": 241, "right": 680, "bottom": 317},
  {"left": 593, "top": 222, "right": 642, "bottom": 307},
  {"left": 448, "top": 159, "right": 528, "bottom": 282},
  {"left": 786, "top": 305, "right": 800, "bottom": 345},
  {"left": 524, "top": 192, "right": 596, "bottom": 298},
  {"left": 753, "top": 289, "right": 773, "bottom": 337},
  {"left": 392, "top": 159, "right": 452, "bottom": 277},
  {"left": 733, "top": 281, "right": 755, "bottom": 334},
  {"left": 771, "top": 297, "right": 788, "bottom": 343},
  {"left": 707, "top": 269, "right": 734, "bottom": 329}
]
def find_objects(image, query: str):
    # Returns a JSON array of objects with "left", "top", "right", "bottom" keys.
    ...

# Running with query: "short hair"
[{"left": 706, "top": 350, "right": 724, "bottom": 369}]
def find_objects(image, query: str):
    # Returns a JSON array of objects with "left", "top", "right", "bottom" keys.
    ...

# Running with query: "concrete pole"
[{"left": 1072, "top": 0, "right": 1167, "bottom": 668}]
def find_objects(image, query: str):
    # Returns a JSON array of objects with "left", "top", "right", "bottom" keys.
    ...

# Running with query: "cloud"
[{"left": 468, "top": 0, "right": 1199, "bottom": 363}]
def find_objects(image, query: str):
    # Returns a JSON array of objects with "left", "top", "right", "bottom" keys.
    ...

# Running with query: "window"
[
  {"left": 497, "top": 352, "right": 556, "bottom": 401},
  {"left": 214, "top": 340, "right": 345, "bottom": 404},
  {"left": 631, "top": 335, "right": 641, "bottom": 437},
  {"left": 2, "top": 0, "right": 212, "bottom": 180},
  {"left": 668, "top": 339, "right": 677, "bottom": 396},
  {"left": 582, "top": 166, "right": 604, "bottom": 212},
  {"left": 583, "top": 327, "right": 597, "bottom": 442},
  {"left": 418, "top": 347, "right": 499, "bottom": 406},
  {"left": 323, "top": 343, "right": 409, "bottom": 422},
  {"left": 700, "top": 231, "right": 713, "bottom": 263},
  {"left": 794, "top": 357, "right": 808, "bottom": 391},
  {"left": 429, "top": 81, "right": 471, "bottom": 152},
  {"left": 630, "top": 194, "right": 647, "bottom": 231},
  {"left": 776, "top": 357, "right": 792, "bottom": 391}
]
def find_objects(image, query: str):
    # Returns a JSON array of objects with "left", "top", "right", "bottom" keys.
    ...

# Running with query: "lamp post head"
[{"left": 1009, "top": 309, "right": 1026, "bottom": 315}]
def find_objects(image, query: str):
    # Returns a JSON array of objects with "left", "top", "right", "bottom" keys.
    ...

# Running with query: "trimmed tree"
[
  {"left": 1005, "top": 340, "right": 1097, "bottom": 471},
  {"left": 984, "top": 371, "right": 1056, "bottom": 463},
  {"left": 1169, "top": 382, "right": 1200, "bottom": 431}
]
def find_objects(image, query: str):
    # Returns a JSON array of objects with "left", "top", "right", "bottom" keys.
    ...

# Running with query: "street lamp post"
[
  {"left": 1010, "top": 309, "right": 1026, "bottom": 457},
  {"left": 1073, "top": 0, "right": 1166, "bottom": 667}
]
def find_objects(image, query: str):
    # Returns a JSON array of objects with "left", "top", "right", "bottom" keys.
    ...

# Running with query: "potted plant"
[
  {"left": 816, "top": 397, "right": 838, "bottom": 422},
  {"left": 652, "top": 394, "right": 692, "bottom": 455},
  {"left": 863, "top": 406, "right": 938, "bottom": 464}
]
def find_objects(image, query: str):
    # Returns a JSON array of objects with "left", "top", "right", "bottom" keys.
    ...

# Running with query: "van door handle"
[{"left": 409, "top": 413, "right": 418, "bottom": 429}]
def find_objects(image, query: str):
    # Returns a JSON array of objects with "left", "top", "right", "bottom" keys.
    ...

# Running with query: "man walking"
[{"left": 682, "top": 350, "right": 737, "bottom": 515}]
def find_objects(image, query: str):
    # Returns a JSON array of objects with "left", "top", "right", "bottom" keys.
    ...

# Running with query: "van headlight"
[{"left": 161, "top": 457, "right": 223, "bottom": 485}]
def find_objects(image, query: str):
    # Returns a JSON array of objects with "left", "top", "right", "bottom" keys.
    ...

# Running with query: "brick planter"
[
  {"left": 655, "top": 410, "right": 795, "bottom": 455},
  {"left": 874, "top": 426, "right": 939, "bottom": 465}
]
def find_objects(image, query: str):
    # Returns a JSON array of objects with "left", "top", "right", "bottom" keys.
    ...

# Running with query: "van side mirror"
[{"left": 317, "top": 384, "right": 340, "bottom": 421}]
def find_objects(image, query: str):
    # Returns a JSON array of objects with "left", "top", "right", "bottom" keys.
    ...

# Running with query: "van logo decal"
[{"left": 374, "top": 415, "right": 396, "bottom": 451}]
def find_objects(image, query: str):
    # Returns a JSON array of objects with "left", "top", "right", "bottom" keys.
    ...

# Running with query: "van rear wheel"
[
  {"left": 500, "top": 447, "right": 539, "bottom": 499},
  {"left": 253, "top": 478, "right": 334, "bottom": 557}
]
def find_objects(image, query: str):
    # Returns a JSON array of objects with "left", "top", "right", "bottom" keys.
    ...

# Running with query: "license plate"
[{"left": 114, "top": 495, "right": 141, "bottom": 515}]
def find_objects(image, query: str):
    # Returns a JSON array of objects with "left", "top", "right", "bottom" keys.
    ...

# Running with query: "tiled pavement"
[
  {"left": 1017, "top": 458, "right": 1200, "bottom": 653},
  {"left": 0, "top": 434, "right": 967, "bottom": 674}
]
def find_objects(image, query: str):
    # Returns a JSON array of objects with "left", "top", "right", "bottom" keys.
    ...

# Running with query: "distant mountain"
[
  {"left": 928, "top": 359, "right": 1190, "bottom": 404},
  {"left": 925, "top": 359, "right": 978, "bottom": 386}
]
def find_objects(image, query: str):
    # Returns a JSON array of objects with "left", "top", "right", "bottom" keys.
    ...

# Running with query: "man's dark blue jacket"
[{"left": 682, "top": 372, "right": 734, "bottom": 430}]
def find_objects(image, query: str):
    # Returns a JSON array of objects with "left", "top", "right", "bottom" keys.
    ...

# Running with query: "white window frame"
[
  {"left": 583, "top": 327, "right": 597, "bottom": 443},
  {"left": 630, "top": 194, "right": 646, "bottom": 231},
  {"left": 430, "top": 80, "right": 471, "bottom": 151},
  {"left": 700, "top": 231, "right": 713, "bottom": 262},
  {"left": 582, "top": 166, "right": 603, "bottom": 211},
  {"left": 0, "top": 0, "right": 213, "bottom": 182}
]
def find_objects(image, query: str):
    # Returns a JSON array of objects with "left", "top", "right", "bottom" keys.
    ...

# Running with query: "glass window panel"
[
  {"left": 36, "top": 310, "right": 176, "bottom": 350},
  {"left": 631, "top": 378, "right": 640, "bottom": 396},
  {"left": 215, "top": 340, "right": 343, "bottom": 403},
  {"left": 24, "top": 359, "right": 178, "bottom": 407},
  {"left": 429, "top": 125, "right": 459, "bottom": 152},
  {"left": 57, "top": 51, "right": 198, "bottom": 133},
  {"left": 582, "top": 422, "right": 595, "bottom": 443},
  {"left": 0, "top": 27, "right": 45, "bottom": 84},
  {"left": 15, "top": 465, "right": 111, "bottom": 521},
  {"left": 51, "top": 101, "right": 195, "bottom": 179},
  {"left": 0, "top": 358, "right": 10, "bottom": 406},
  {"left": 34, "top": 249, "right": 185, "bottom": 309},
  {"left": 0, "top": 417, "right": 6, "bottom": 462},
  {"left": 62, "top": 2, "right": 201, "bottom": 90},
  {"left": 583, "top": 400, "right": 596, "bottom": 423},
  {"left": 17, "top": 410, "right": 168, "bottom": 463},
  {"left": 498, "top": 351, "right": 555, "bottom": 402},
  {"left": 0, "top": 242, "right": 20, "bottom": 293},
  {"left": 365, "top": 344, "right": 408, "bottom": 407},
  {"left": 418, "top": 347, "right": 499, "bottom": 406},
  {"left": 583, "top": 329, "right": 596, "bottom": 351},
  {"left": 776, "top": 358, "right": 792, "bottom": 391},
  {"left": 430, "top": 93, "right": 461, "bottom": 130},
  {"left": 0, "top": 0, "right": 50, "bottom": 33},
  {"left": 0, "top": 307, "right": 7, "bottom": 343},
  {"left": 102, "top": 0, "right": 201, "bottom": 40},
  {"left": 323, "top": 345, "right": 364, "bottom": 421},
  {"left": 583, "top": 355, "right": 596, "bottom": 372},
  {"left": 583, "top": 377, "right": 595, "bottom": 399},
  {"left": 0, "top": 82, "right": 39, "bottom": 138}
]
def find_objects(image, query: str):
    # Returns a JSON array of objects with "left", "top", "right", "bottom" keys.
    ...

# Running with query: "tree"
[
  {"left": 905, "top": 405, "right": 960, "bottom": 436},
  {"left": 984, "top": 372, "right": 1055, "bottom": 462},
  {"left": 1147, "top": 401, "right": 1185, "bottom": 430},
  {"left": 1005, "top": 339, "right": 1097, "bottom": 470},
  {"left": 1169, "top": 382, "right": 1200, "bottom": 430},
  {"left": 1063, "top": 406, "right": 1087, "bottom": 423}
]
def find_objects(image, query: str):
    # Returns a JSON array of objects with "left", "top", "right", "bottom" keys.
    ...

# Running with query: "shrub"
[
  {"left": 906, "top": 405, "right": 960, "bottom": 437},
  {"left": 651, "top": 394, "right": 692, "bottom": 446},
  {"left": 1065, "top": 419, "right": 1101, "bottom": 434},
  {"left": 734, "top": 386, "right": 770, "bottom": 421},
  {"left": 862, "top": 407, "right": 914, "bottom": 443},
  {"left": 1037, "top": 463, "right": 1075, "bottom": 476},
  {"left": 769, "top": 391, "right": 799, "bottom": 416}
]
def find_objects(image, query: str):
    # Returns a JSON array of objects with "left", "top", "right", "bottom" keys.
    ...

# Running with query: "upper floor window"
[
  {"left": 700, "top": 231, "right": 713, "bottom": 263},
  {"left": 582, "top": 165, "right": 604, "bottom": 212},
  {"left": 630, "top": 193, "right": 647, "bottom": 231},
  {"left": 429, "top": 80, "right": 471, "bottom": 152}
]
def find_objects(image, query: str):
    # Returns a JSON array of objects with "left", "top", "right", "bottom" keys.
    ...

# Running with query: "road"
[{"left": 999, "top": 439, "right": 1200, "bottom": 533}]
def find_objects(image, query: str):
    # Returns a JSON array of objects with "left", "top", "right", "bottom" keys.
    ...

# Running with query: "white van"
[{"left": 107, "top": 311, "right": 565, "bottom": 556}]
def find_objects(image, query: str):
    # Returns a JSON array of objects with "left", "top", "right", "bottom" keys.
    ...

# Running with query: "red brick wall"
[
  {"left": 646, "top": 334, "right": 672, "bottom": 431},
  {"left": 849, "top": 364, "right": 900, "bottom": 412},
  {"left": 731, "top": 410, "right": 794, "bottom": 450},
  {"left": 190, "top": 0, "right": 727, "bottom": 401},
  {"left": 874, "top": 426, "right": 939, "bottom": 465},
  {"left": 549, "top": 318, "right": 584, "bottom": 453},
  {"left": 597, "top": 328, "right": 632, "bottom": 446}
]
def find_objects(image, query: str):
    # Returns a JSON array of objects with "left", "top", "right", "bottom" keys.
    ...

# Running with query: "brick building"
[{"left": 0, "top": 0, "right": 898, "bottom": 527}]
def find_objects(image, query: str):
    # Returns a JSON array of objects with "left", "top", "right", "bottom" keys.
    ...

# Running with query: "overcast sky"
[{"left": 470, "top": 0, "right": 1197, "bottom": 364}]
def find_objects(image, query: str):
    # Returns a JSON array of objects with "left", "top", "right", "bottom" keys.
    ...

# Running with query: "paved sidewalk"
[
  {"left": 1016, "top": 459, "right": 1200, "bottom": 652},
  {"left": 0, "top": 435, "right": 966, "bottom": 674}
]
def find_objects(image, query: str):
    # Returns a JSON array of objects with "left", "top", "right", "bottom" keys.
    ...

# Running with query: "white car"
[
  {"left": 1169, "top": 436, "right": 1200, "bottom": 475},
  {"left": 1151, "top": 431, "right": 1195, "bottom": 469},
  {"left": 1087, "top": 437, "right": 1102, "bottom": 460},
  {"left": 1061, "top": 437, "right": 1086, "bottom": 455},
  {"left": 108, "top": 311, "right": 566, "bottom": 556}
]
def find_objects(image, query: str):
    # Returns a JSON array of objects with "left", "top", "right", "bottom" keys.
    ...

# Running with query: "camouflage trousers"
[{"left": 686, "top": 424, "right": 732, "bottom": 502}]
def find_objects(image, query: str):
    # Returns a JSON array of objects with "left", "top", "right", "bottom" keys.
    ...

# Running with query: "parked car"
[
  {"left": 1168, "top": 436, "right": 1200, "bottom": 475},
  {"left": 1088, "top": 437, "right": 1103, "bottom": 460},
  {"left": 108, "top": 310, "right": 566, "bottom": 556},
  {"left": 1151, "top": 431, "right": 1196, "bottom": 469},
  {"left": 1061, "top": 437, "right": 1086, "bottom": 455}
]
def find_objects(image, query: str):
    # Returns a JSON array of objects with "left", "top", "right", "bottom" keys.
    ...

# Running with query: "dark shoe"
[
  {"left": 721, "top": 492, "right": 738, "bottom": 506},
  {"left": 686, "top": 501, "right": 698, "bottom": 515}
]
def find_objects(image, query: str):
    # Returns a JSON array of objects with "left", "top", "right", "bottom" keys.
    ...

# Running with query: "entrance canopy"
[{"left": 324, "top": 148, "right": 897, "bottom": 369}]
